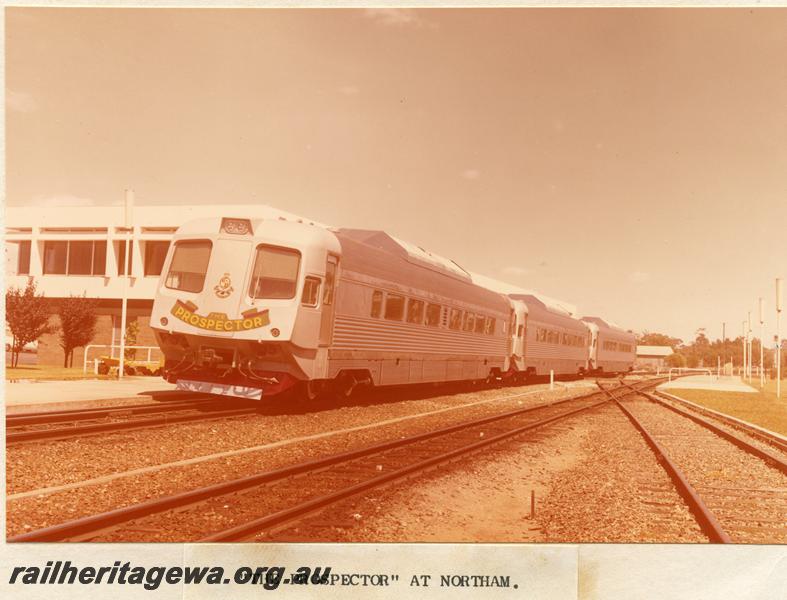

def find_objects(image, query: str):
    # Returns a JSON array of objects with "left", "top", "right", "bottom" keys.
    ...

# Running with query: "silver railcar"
[{"left": 150, "top": 217, "right": 510, "bottom": 399}]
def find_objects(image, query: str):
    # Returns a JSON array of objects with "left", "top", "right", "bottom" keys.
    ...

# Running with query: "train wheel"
[
  {"left": 336, "top": 372, "right": 357, "bottom": 398},
  {"left": 303, "top": 380, "right": 323, "bottom": 401}
]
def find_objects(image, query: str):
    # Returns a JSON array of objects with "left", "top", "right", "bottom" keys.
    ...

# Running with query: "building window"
[
  {"left": 117, "top": 241, "right": 134, "bottom": 276},
  {"left": 144, "top": 241, "right": 170, "bottom": 276},
  {"left": 384, "top": 294, "right": 405, "bottom": 321},
  {"left": 68, "top": 241, "right": 94, "bottom": 275},
  {"left": 249, "top": 245, "right": 301, "bottom": 299},
  {"left": 43, "top": 241, "right": 67, "bottom": 274},
  {"left": 7, "top": 241, "right": 31, "bottom": 275},
  {"left": 93, "top": 241, "right": 107, "bottom": 274},
  {"left": 302, "top": 277, "right": 321, "bottom": 307},
  {"left": 371, "top": 290, "right": 383, "bottom": 318},
  {"left": 166, "top": 240, "right": 212, "bottom": 293},
  {"left": 43, "top": 240, "right": 105, "bottom": 275}
]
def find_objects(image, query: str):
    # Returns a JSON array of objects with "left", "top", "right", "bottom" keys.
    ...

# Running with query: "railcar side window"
[
  {"left": 371, "top": 290, "right": 383, "bottom": 318},
  {"left": 517, "top": 324, "right": 524, "bottom": 337},
  {"left": 384, "top": 294, "right": 405, "bottom": 321},
  {"left": 485, "top": 317, "right": 495, "bottom": 335},
  {"left": 249, "top": 245, "right": 301, "bottom": 299},
  {"left": 463, "top": 312, "right": 475, "bottom": 332},
  {"left": 474, "top": 314, "right": 486, "bottom": 334},
  {"left": 302, "top": 277, "right": 321, "bottom": 307},
  {"left": 449, "top": 309, "right": 463, "bottom": 330},
  {"left": 425, "top": 303, "right": 441, "bottom": 327},
  {"left": 406, "top": 298, "right": 425, "bottom": 324},
  {"left": 165, "top": 240, "right": 212, "bottom": 293}
]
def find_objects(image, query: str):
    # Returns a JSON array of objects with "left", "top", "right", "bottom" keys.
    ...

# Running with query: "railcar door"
[
  {"left": 318, "top": 255, "right": 338, "bottom": 346},
  {"left": 180, "top": 237, "right": 253, "bottom": 338}
]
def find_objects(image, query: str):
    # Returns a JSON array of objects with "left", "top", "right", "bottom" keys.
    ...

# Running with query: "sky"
[{"left": 6, "top": 7, "right": 787, "bottom": 344}]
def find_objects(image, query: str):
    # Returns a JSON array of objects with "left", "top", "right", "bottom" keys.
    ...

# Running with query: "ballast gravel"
[{"left": 7, "top": 382, "right": 595, "bottom": 537}]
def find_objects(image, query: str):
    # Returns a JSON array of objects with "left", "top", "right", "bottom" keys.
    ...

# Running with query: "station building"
[
  {"left": 5, "top": 203, "right": 322, "bottom": 367},
  {"left": 635, "top": 345, "right": 674, "bottom": 371}
]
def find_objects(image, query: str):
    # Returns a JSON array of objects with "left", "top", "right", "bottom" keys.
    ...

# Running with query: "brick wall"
[{"left": 34, "top": 300, "right": 159, "bottom": 368}]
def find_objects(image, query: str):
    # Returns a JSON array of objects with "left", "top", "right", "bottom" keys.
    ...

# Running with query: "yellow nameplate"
[{"left": 171, "top": 300, "right": 270, "bottom": 331}]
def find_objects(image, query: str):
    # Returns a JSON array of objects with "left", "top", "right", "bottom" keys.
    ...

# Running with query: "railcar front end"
[{"left": 150, "top": 217, "right": 340, "bottom": 400}]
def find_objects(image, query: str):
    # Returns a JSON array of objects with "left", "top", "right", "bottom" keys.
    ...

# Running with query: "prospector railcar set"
[{"left": 150, "top": 217, "right": 635, "bottom": 400}]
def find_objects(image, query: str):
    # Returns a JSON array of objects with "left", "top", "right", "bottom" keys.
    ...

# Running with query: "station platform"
[
  {"left": 4, "top": 377, "right": 178, "bottom": 411},
  {"left": 658, "top": 375, "right": 758, "bottom": 393}
]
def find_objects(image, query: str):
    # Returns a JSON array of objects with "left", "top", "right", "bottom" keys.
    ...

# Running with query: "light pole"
[
  {"left": 759, "top": 297, "right": 765, "bottom": 388},
  {"left": 118, "top": 190, "right": 134, "bottom": 380},
  {"left": 777, "top": 278, "right": 783, "bottom": 399},
  {"left": 742, "top": 320, "right": 748, "bottom": 379},
  {"left": 748, "top": 311, "right": 753, "bottom": 382}
]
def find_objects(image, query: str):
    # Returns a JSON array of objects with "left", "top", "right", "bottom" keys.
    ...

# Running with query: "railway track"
[
  {"left": 608, "top": 383, "right": 787, "bottom": 543},
  {"left": 3, "top": 376, "right": 630, "bottom": 446},
  {"left": 654, "top": 390, "right": 787, "bottom": 456},
  {"left": 9, "top": 378, "right": 662, "bottom": 543},
  {"left": 5, "top": 397, "right": 261, "bottom": 444}
]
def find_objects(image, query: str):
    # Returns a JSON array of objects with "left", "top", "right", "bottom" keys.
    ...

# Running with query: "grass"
[
  {"left": 667, "top": 379, "right": 787, "bottom": 436},
  {"left": 5, "top": 365, "right": 113, "bottom": 381}
]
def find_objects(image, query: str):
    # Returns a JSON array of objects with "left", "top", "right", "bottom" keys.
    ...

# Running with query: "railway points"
[
  {"left": 8, "top": 380, "right": 652, "bottom": 542},
  {"left": 6, "top": 380, "right": 602, "bottom": 504},
  {"left": 613, "top": 386, "right": 787, "bottom": 543},
  {"left": 7, "top": 368, "right": 787, "bottom": 544},
  {"left": 5, "top": 215, "right": 783, "bottom": 546}
]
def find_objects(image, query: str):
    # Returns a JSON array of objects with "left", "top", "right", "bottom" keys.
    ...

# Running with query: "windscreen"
[
  {"left": 249, "top": 245, "right": 301, "bottom": 299},
  {"left": 165, "top": 240, "right": 212, "bottom": 293}
]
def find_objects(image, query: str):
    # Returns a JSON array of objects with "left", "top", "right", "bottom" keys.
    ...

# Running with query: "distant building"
[
  {"left": 635, "top": 345, "right": 674, "bottom": 370},
  {"left": 5, "top": 203, "right": 323, "bottom": 366}
]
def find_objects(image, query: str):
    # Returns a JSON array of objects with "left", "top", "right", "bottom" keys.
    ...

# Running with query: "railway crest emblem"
[{"left": 214, "top": 273, "right": 234, "bottom": 298}]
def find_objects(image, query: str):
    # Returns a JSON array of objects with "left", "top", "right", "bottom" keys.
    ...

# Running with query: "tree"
[
  {"left": 5, "top": 280, "right": 52, "bottom": 368},
  {"left": 665, "top": 352, "right": 687, "bottom": 368},
  {"left": 58, "top": 295, "right": 100, "bottom": 368},
  {"left": 124, "top": 319, "right": 139, "bottom": 360},
  {"left": 637, "top": 331, "right": 683, "bottom": 348}
]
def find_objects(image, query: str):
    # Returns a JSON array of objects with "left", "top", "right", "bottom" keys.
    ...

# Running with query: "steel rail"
[
  {"left": 199, "top": 382, "right": 657, "bottom": 541},
  {"left": 621, "top": 386, "right": 787, "bottom": 476},
  {"left": 6, "top": 406, "right": 260, "bottom": 445},
  {"left": 200, "top": 398, "right": 615, "bottom": 542},
  {"left": 596, "top": 385, "right": 732, "bottom": 544},
  {"left": 655, "top": 390, "right": 787, "bottom": 456},
  {"left": 9, "top": 381, "right": 650, "bottom": 543},
  {"left": 6, "top": 397, "right": 220, "bottom": 427}
]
